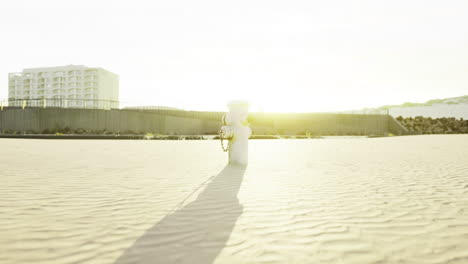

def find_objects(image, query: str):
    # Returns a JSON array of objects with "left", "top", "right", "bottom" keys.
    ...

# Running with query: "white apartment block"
[{"left": 8, "top": 65, "right": 119, "bottom": 109}]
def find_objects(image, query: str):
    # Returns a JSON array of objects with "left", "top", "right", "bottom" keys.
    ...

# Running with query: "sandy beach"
[{"left": 1, "top": 135, "right": 468, "bottom": 264}]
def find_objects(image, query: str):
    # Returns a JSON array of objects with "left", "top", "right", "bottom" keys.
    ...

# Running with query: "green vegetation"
[{"left": 379, "top": 95, "right": 468, "bottom": 109}]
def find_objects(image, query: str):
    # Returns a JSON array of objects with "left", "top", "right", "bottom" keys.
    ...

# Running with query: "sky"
[{"left": 0, "top": 0, "right": 467, "bottom": 112}]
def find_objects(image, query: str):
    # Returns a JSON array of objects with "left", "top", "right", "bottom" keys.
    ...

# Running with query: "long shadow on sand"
[{"left": 114, "top": 165, "right": 246, "bottom": 264}]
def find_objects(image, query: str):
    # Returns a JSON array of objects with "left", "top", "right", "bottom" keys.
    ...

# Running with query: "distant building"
[{"left": 8, "top": 65, "right": 119, "bottom": 109}]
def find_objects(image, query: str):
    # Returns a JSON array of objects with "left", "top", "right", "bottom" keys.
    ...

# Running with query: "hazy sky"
[{"left": 1, "top": 0, "right": 467, "bottom": 112}]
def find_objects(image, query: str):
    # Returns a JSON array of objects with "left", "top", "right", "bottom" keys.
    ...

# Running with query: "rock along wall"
[
  {"left": 388, "top": 116, "right": 410, "bottom": 135},
  {"left": 396, "top": 116, "right": 468, "bottom": 134}
]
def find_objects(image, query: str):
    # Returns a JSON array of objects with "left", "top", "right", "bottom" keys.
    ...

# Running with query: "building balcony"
[
  {"left": 9, "top": 73, "right": 22, "bottom": 78},
  {"left": 84, "top": 87, "right": 97, "bottom": 93},
  {"left": 53, "top": 77, "right": 66, "bottom": 82},
  {"left": 67, "top": 70, "right": 82, "bottom": 76},
  {"left": 67, "top": 88, "right": 82, "bottom": 94},
  {"left": 84, "top": 82, "right": 98, "bottom": 87},
  {"left": 84, "top": 69, "right": 97, "bottom": 74}
]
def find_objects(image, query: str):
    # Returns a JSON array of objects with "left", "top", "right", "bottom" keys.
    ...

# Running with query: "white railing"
[{"left": 0, "top": 98, "right": 119, "bottom": 110}]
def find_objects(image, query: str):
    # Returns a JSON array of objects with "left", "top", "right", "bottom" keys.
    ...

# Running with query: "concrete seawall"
[
  {"left": 0, "top": 108, "right": 221, "bottom": 135},
  {"left": 0, "top": 108, "right": 397, "bottom": 136},
  {"left": 249, "top": 113, "right": 390, "bottom": 135}
]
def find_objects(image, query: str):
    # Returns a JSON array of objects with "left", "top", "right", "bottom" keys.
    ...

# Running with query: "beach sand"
[{"left": 1, "top": 135, "right": 468, "bottom": 264}]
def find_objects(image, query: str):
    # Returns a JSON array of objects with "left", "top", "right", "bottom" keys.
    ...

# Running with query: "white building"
[{"left": 8, "top": 65, "right": 119, "bottom": 109}]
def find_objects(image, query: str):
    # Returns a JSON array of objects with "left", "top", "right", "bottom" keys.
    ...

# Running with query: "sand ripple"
[{"left": 1, "top": 135, "right": 468, "bottom": 263}]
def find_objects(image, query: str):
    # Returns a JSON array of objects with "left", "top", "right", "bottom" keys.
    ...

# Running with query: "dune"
[{"left": 1, "top": 135, "right": 468, "bottom": 264}]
